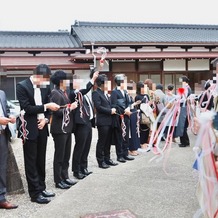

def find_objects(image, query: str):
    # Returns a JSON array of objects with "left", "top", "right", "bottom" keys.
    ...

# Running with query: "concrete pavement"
[{"left": 29, "top": 128, "right": 200, "bottom": 218}]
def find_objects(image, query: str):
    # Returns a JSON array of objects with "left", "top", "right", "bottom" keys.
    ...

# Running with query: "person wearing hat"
[{"left": 16, "top": 64, "right": 60, "bottom": 204}]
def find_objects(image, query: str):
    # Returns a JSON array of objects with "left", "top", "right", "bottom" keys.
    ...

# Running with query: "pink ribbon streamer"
[
  {"left": 136, "top": 110, "right": 140, "bottom": 138},
  {"left": 193, "top": 114, "right": 218, "bottom": 218}
]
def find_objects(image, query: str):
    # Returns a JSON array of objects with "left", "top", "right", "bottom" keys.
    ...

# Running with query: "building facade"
[{"left": 1, "top": 21, "right": 218, "bottom": 99}]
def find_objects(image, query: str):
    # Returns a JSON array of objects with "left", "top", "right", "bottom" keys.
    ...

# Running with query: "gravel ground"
[
  {"left": 2, "top": 127, "right": 102, "bottom": 218},
  {"left": 2, "top": 128, "right": 200, "bottom": 218}
]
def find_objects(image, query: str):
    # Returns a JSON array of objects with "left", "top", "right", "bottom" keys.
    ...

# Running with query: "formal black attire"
[
  {"left": 69, "top": 81, "right": 94, "bottom": 174},
  {"left": 0, "top": 90, "right": 12, "bottom": 202},
  {"left": 178, "top": 85, "right": 192, "bottom": 146},
  {"left": 135, "top": 94, "right": 150, "bottom": 145},
  {"left": 110, "top": 87, "right": 131, "bottom": 158},
  {"left": 49, "top": 88, "right": 74, "bottom": 184},
  {"left": 92, "top": 88, "right": 113, "bottom": 165},
  {"left": 16, "top": 78, "right": 50, "bottom": 199},
  {"left": 128, "top": 96, "right": 140, "bottom": 152}
]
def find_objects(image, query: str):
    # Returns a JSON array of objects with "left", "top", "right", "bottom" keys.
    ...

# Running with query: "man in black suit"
[
  {"left": 16, "top": 64, "right": 60, "bottom": 204},
  {"left": 0, "top": 90, "right": 18, "bottom": 209},
  {"left": 92, "top": 74, "right": 118, "bottom": 169},
  {"left": 111, "top": 74, "right": 135, "bottom": 162},
  {"left": 69, "top": 69, "right": 99, "bottom": 179}
]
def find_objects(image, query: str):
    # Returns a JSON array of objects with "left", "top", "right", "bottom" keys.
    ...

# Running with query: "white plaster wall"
[
  {"left": 163, "top": 47, "right": 185, "bottom": 52},
  {"left": 163, "top": 60, "right": 186, "bottom": 71},
  {"left": 138, "top": 46, "right": 160, "bottom": 52},
  {"left": 188, "top": 59, "right": 209, "bottom": 70},
  {"left": 111, "top": 47, "right": 135, "bottom": 52}
]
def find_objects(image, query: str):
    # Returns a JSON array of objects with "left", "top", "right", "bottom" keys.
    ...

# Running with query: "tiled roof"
[
  {"left": 71, "top": 21, "right": 218, "bottom": 45},
  {"left": 0, "top": 31, "right": 83, "bottom": 49}
]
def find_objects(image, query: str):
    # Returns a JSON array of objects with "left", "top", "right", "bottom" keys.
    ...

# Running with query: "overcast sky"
[{"left": 1, "top": 0, "right": 218, "bottom": 32}]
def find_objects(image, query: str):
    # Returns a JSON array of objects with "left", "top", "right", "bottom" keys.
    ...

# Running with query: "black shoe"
[
  {"left": 31, "top": 194, "right": 51, "bottom": 204},
  {"left": 179, "top": 143, "right": 190, "bottom": 147},
  {"left": 117, "top": 157, "right": 126, "bottom": 163},
  {"left": 124, "top": 155, "right": 135, "bottom": 161},
  {"left": 41, "top": 190, "right": 55, "bottom": 198},
  {"left": 99, "top": 162, "right": 110, "bottom": 169},
  {"left": 73, "top": 171, "right": 86, "bottom": 180},
  {"left": 161, "top": 137, "right": 166, "bottom": 141},
  {"left": 64, "top": 178, "right": 77, "bottom": 186},
  {"left": 81, "top": 168, "right": 93, "bottom": 176},
  {"left": 55, "top": 181, "right": 71, "bottom": 189},
  {"left": 105, "top": 159, "right": 118, "bottom": 166}
]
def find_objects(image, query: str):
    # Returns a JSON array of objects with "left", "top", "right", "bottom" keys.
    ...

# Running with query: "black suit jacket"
[
  {"left": 110, "top": 87, "right": 131, "bottom": 128},
  {"left": 16, "top": 78, "right": 50, "bottom": 140},
  {"left": 49, "top": 88, "right": 74, "bottom": 134},
  {"left": 92, "top": 88, "right": 112, "bottom": 126},
  {"left": 0, "top": 90, "right": 11, "bottom": 139},
  {"left": 111, "top": 88, "right": 130, "bottom": 115},
  {"left": 69, "top": 81, "right": 94, "bottom": 125}
]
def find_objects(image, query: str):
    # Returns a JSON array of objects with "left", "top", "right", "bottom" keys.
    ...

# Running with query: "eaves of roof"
[
  {"left": 0, "top": 48, "right": 86, "bottom": 53},
  {"left": 0, "top": 56, "right": 90, "bottom": 70},
  {"left": 72, "top": 52, "right": 218, "bottom": 61}
]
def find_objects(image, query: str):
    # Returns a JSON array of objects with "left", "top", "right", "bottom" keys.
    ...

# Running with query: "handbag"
[
  {"left": 140, "top": 103, "right": 155, "bottom": 124},
  {"left": 140, "top": 112, "right": 151, "bottom": 126}
]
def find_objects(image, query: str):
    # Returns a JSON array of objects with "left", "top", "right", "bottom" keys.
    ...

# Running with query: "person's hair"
[
  {"left": 114, "top": 74, "right": 125, "bottom": 86},
  {"left": 136, "top": 81, "right": 144, "bottom": 94},
  {"left": 181, "top": 76, "right": 190, "bottom": 83},
  {"left": 156, "top": 83, "right": 163, "bottom": 90},
  {"left": 167, "top": 84, "right": 174, "bottom": 91},
  {"left": 34, "top": 64, "right": 51, "bottom": 77},
  {"left": 144, "top": 79, "right": 153, "bottom": 90},
  {"left": 50, "top": 70, "right": 67, "bottom": 87},
  {"left": 96, "top": 74, "right": 107, "bottom": 87}
]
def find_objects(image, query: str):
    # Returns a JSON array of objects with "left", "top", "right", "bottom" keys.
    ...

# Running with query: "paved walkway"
[{"left": 3, "top": 128, "right": 200, "bottom": 218}]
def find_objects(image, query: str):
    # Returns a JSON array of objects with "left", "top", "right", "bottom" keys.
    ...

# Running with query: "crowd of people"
[{"left": 1, "top": 63, "right": 217, "bottom": 212}]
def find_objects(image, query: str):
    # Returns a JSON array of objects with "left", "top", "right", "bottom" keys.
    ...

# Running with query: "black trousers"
[
  {"left": 113, "top": 115, "right": 130, "bottom": 158},
  {"left": 72, "top": 122, "right": 92, "bottom": 173},
  {"left": 0, "top": 133, "right": 8, "bottom": 202},
  {"left": 52, "top": 133, "right": 71, "bottom": 184},
  {"left": 180, "top": 118, "right": 190, "bottom": 145},
  {"left": 23, "top": 128, "right": 47, "bottom": 198},
  {"left": 96, "top": 125, "right": 112, "bottom": 165}
]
